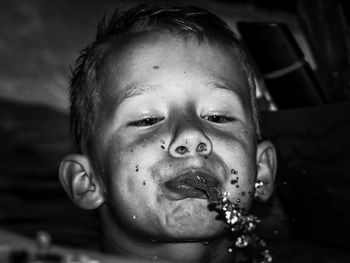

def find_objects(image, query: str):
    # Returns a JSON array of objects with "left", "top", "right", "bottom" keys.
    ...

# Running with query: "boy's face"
[{"left": 91, "top": 32, "right": 257, "bottom": 241}]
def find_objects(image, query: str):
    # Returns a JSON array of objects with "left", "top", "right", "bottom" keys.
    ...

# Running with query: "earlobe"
[
  {"left": 59, "top": 154, "right": 105, "bottom": 209},
  {"left": 255, "top": 140, "right": 277, "bottom": 201}
]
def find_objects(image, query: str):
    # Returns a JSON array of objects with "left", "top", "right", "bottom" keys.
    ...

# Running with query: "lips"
[{"left": 164, "top": 169, "right": 219, "bottom": 200}]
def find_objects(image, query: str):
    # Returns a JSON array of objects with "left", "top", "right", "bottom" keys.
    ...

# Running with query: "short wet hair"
[{"left": 70, "top": 3, "right": 259, "bottom": 153}]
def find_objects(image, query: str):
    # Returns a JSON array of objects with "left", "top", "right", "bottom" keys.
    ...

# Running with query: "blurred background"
[{"left": 1, "top": 0, "right": 350, "bottom": 262}]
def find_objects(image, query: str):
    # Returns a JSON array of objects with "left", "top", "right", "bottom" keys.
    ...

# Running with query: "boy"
[{"left": 59, "top": 4, "right": 277, "bottom": 263}]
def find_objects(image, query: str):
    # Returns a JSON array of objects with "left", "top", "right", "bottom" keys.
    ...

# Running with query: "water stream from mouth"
[{"left": 185, "top": 176, "right": 272, "bottom": 263}]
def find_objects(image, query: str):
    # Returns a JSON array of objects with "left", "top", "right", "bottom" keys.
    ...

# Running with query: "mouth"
[{"left": 164, "top": 169, "right": 220, "bottom": 200}]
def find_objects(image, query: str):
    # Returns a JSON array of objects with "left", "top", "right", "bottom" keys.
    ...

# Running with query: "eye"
[
  {"left": 128, "top": 117, "right": 164, "bottom": 127},
  {"left": 204, "top": 115, "right": 235, "bottom": 123}
]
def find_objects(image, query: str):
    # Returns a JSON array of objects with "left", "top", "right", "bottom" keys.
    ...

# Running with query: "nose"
[{"left": 168, "top": 119, "right": 212, "bottom": 158}]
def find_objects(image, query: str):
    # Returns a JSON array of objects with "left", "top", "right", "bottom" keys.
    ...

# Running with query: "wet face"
[{"left": 90, "top": 32, "right": 257, "bottom": 242}]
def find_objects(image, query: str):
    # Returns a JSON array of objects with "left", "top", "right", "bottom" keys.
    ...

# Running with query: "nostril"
[
  {"left": 196, "top": 143, "right": 207, "bottom": 152},
  {"left": 175, "top": 146, "right": 188, "bottom": 154}
]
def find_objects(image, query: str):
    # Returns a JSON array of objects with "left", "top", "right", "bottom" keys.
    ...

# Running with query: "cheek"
[
  {"left": 226, "top": 173, "right": 256, "bottom": 212},
  {"left": 213, "top": 135, "right": 256, "bottom": 210},
  {"left": 103, "top": 134, "right": 163, "bottom": 199},
  {"left": 212, "top": 126, "right": 256, "bottom": 160},
  {"left": 99, "top": 137, "right": 137, "bottom": 200}
]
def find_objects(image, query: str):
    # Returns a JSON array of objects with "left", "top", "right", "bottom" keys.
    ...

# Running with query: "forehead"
[{"left": 99, "top": 31, "right": 251, "bottom": 107}]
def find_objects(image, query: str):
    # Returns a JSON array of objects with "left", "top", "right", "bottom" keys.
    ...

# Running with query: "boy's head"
[
  {"left": 69, "top": 4, "right": 260, "bottom": 154},
  {"left": 59, "top": 4, "right": 276, "bottom": 261}
]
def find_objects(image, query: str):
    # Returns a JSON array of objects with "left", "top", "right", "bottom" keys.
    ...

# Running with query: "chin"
[
  {"left": 161, "top": 214, "right": 227, "bottom": 241},
  {"left": 155, "top": 199, "right": 224, "bottom": 237},
  {"left": 165, "top": 227, "right": 227, "bottom": 242}
]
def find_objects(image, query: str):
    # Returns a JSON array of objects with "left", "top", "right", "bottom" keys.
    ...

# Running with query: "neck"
[
  {"left": 99, "top": 211, "right": 236, "bottom": 263},
  {"left": 100, "top": 233, "right": 236, "bottom": 263}
]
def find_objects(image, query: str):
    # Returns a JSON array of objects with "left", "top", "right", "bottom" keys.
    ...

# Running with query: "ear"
[
  {"left": 59, "top": 154, "right": 105, "bottom": 209},
  {"left": 255, "top": 140, "right": 277, "bottom": 201}
]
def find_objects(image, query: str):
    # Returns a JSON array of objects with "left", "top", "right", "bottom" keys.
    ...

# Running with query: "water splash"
[{"left": 185, "top": 176, "right": 272, "bottom": 263}]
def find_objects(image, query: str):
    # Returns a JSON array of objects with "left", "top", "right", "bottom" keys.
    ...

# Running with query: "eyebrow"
[
  {"left": 120, "top": 84, "right": 160, "bottom": 103},
  {"left": 208, "top": 82, "right": 243, "bottom": 97},
  {"left": 208, "top": 81, "right": 251, "bottom": 111},
  {"left": 118, "top": 81, "right": 244, "bottom": 105}
]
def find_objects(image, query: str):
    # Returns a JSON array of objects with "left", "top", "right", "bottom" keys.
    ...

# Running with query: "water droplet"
[
  {"left": 160, "top": 145, "right": 165, "bottom": 149},
  {"left": 160, "top": 139, "right": 165, "bottom": 144},
  {"left": 132, "top": 215, "right": 136, "bottom": 220},
  {"left": 135, "top": 165, "right": 139, "bottom": 172},
  {"left": 230, "top": 169, "right": 238, "bottom": 175},
  {"left": 230, "top": 179, "right": 238, "bottom": 185},
  {"left": 201, "top": 240, "right": 210, "bottom": 245},
  {"left": 236, "top": 198, "right": 241, "bottom": 203},
  {"left": 236, "top": 184, "right": 240, "bottom": 188},
  {"left": 143, "top": 180, "right": 146, "bottom": 185}
]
